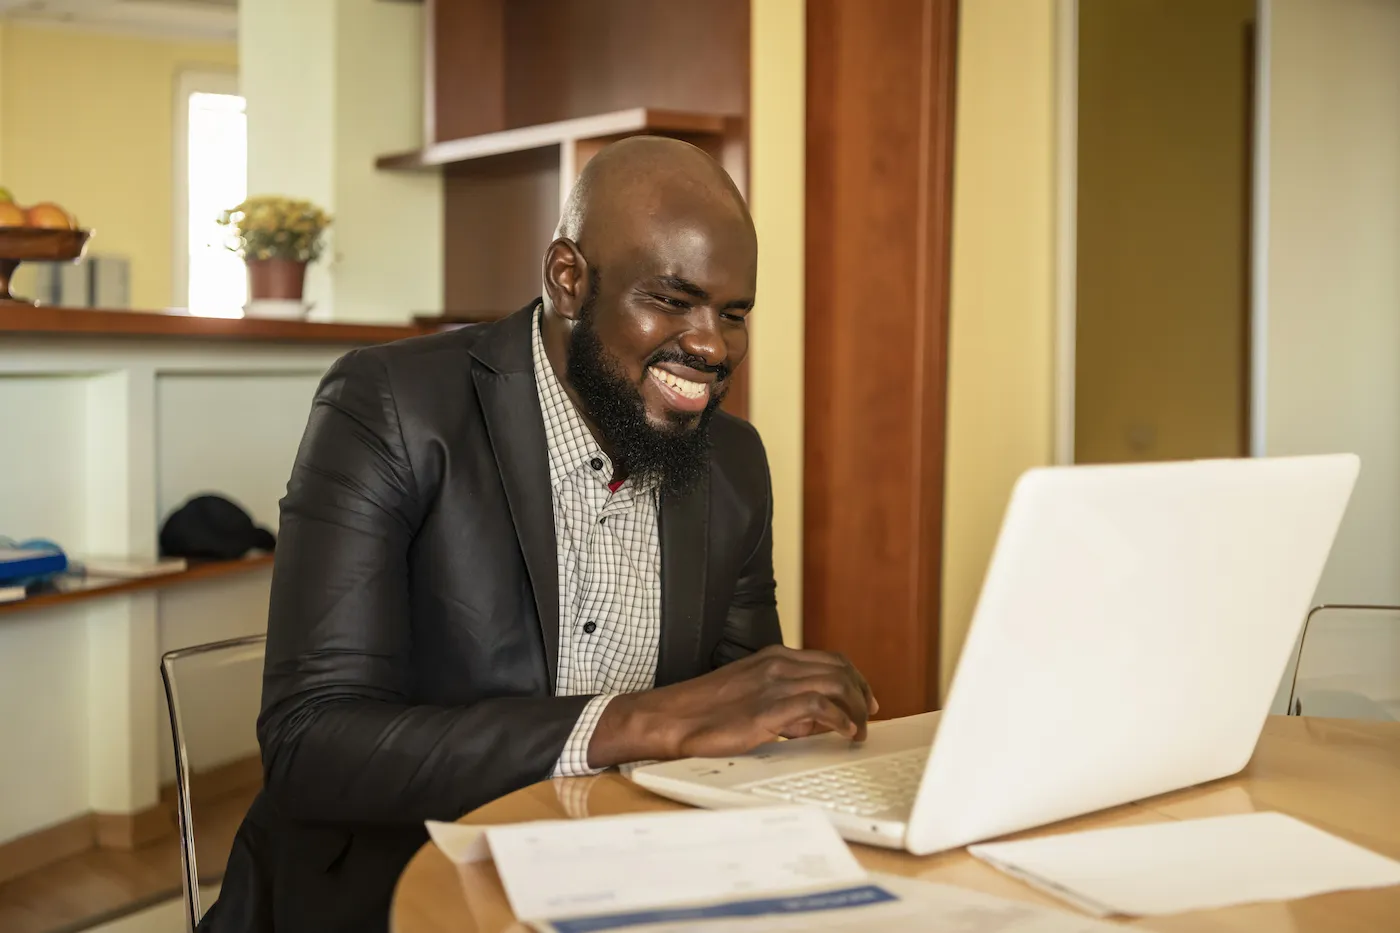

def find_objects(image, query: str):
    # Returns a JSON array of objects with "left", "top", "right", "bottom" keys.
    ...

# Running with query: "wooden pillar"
[{"left": 803, "top": 0, "right": 960, "bottom": 717}]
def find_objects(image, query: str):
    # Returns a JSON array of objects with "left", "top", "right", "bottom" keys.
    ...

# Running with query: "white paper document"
[
  {"left": 969, "top": 811, "right": 1400, "bottom": 916},
  {"left": 426, "top": 808, "right": 1126, "bottom": 932},
  {"left": 428, "top": 806, "right": 865, "bottom": 921}
]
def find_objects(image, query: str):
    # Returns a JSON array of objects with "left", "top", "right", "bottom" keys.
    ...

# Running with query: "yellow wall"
[
  {"left": 748, "top": 0, "right": 806, "bottom": 648},
  {"left": 941, "top": 0, "right": 1059, "bottom": 695},
  {"left": 1075, "top": 0, "right": 1254, "bottom": 464},
  {"left": 0, "top": 22, "right": 6, "bottom": 183},
  {"left": 241, "top": 0, "right": 336, "bottom": 314},
  {"left": 0, "top": 24, "right": 237, "bottom": 310},
  {"left": 332, "top": 0, "right": 444, "bottom": 322},
  {"left": 1265, "top": 0, "right": 1400, "bottom": 606},
  {"left": 239, "top": 0, "right": 442, "bottom": 322}
]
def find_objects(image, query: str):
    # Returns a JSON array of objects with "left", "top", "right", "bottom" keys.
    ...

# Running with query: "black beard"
[{"left": 565, "top": 280, "right": 726, "bottom": 498}]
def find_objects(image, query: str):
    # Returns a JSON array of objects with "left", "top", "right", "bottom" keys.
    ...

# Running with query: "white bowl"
[{"left": 244, "top": 299, "right": 308, "bottom": 320}]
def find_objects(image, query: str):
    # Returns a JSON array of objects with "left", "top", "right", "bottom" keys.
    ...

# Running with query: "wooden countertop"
[{"left": 0, "top": 306, "right": 423, "bottom": 344}]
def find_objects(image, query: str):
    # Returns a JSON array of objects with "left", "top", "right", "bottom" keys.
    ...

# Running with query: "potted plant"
[{"left": 217, "top": 196, "right": 331, "bottom": 316}]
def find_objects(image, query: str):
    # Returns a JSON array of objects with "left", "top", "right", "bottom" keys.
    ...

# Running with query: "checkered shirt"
[{"left": 532, "top": 307, "right": 662, "bottom": 777}]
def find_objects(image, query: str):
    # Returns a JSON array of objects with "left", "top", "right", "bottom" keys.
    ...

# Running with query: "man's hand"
[{"left": 587, "top": 646, "right": 878, "bottom": 769}]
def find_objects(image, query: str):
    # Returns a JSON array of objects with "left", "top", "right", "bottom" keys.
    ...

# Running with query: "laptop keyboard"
[{"left": 740, "top": 748, "right": 926, "bottom": 817}]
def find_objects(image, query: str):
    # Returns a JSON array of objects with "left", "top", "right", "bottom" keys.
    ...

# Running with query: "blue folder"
[{"left": 0, "top": 546, "right": 68, "bottom": 584}]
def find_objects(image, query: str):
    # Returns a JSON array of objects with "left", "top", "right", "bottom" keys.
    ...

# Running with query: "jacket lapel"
[
  {"left": 470, "top": 306, "right": 561, "bottom": 686},
  {"left": 656, "top": 470, "right": 710, "bottom": 687}
]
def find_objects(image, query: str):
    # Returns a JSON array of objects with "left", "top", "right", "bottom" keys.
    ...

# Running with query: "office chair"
[
  {"left": 160, "top": 634, "right": 267, "bottom": 932},
  {"left": 1287, "top": 605, "right": 1400, "bottom": 721}
]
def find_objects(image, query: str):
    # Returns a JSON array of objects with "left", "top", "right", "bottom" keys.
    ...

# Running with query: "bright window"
[{"left": 175, "top": 73, "right": 247, "bottom": 318}]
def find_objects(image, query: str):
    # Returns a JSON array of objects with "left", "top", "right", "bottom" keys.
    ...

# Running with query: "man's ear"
[{"left": 543, "top": 238, "right": 589, "bottom": 322}]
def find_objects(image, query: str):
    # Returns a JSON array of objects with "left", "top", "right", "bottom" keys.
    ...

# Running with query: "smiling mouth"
[
  {"left": 648, "top": 365, "right": 708, "bottom": 398},
  {"left": 647, "top": 365, "right": 713, "bottom": 412}
]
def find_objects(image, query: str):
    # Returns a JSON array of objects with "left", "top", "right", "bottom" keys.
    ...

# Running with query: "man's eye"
[
  {"left": 721, "top": 311, "right": 748, "bottom": 324},
  {"left": 653, "top": 295, "right": 689, "bottom": 310}
]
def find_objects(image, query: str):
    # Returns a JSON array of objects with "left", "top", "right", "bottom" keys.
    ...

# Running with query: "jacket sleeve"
[
  {"left": 257, "top": 349, "right": 592, "bottom": 826},
  {"left": 711, "top": 426, "right": 783, "bottom": 668}
]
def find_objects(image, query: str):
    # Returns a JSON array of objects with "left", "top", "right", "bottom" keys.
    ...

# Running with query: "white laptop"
[{"left": 631, "top": 455, "right": 1359, "bottom": 855}]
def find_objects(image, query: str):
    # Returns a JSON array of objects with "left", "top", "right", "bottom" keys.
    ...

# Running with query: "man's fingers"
[
  {"left": 768, "top": 692, "right": 858, "bottom": 740},
  {"left": 837, "top": 659, "right": 877, "bottom": 716},
  {"left": 756, "top": 650, "right": 851, "bottom": 683},
  {"left": 778, "top": 674, "right": 870, "bottom": 726},
  {"left": 856, "top": 672, "right": 878, "bottom": 717},
  {"left": 779, "top": 648, "right": 849, "bottom": 668},
  {"left": 779, "top": 719, "right": 831, "bottom": 739},
  {"left": 761, "top": 652, "right": 865, "bottom": 686},
  {"left": 788, "top": 650, "right": 880, "bottom": 718}
]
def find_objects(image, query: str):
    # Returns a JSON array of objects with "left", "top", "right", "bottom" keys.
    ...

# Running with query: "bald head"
[{"left": 555, "top": 135, "right": 753, "bottom": 248}]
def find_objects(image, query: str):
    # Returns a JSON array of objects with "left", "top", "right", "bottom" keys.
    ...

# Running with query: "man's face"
[{"left": 564, "top": 219, "right": 756, "bottom": 495}]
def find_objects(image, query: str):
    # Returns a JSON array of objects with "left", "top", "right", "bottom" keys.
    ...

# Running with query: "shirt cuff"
[{"left": 552, "top": 694, "right": 617, "bottom": 778}]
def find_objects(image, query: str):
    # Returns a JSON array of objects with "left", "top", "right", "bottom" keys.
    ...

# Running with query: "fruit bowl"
[{"left": 0, "top": 227, "right": 92, "bottom": 305}]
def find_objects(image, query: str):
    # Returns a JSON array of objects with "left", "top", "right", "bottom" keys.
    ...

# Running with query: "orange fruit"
[
  {"left": 0, "top": 202, "right": 24, "bottom": 227},
  {"left": 25, "top": 202, "right": 73, "bottom": 229}
]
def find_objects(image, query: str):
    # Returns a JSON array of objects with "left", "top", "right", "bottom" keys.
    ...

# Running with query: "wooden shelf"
[
  {"left": 0, "top": 554, "right": 276, "bottom": 619},
  {"left": 0, "top": 306, "right": 422, "bottom": 344},
  {"left": 411, "top": 311, "right": 511, "bottom": 331},
  {"left": 376, "top": 107, "right": 731, "bottom": 171}
]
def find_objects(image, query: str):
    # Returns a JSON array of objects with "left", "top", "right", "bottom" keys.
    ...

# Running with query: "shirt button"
[
  {"left": 583, "top": 621, "right": 597, "bottom": 634},
  {"left": 589, "top": 457, "right": 604, "bottom": 471}
]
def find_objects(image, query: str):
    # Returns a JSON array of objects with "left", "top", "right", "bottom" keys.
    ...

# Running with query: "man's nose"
[{"left": 678, "top": 308, "right": 726, "bottom": 368}]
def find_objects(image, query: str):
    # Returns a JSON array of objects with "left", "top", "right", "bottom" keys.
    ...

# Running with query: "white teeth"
[{"left": 649, "top": 366, "right": 708, "bottom": 400}]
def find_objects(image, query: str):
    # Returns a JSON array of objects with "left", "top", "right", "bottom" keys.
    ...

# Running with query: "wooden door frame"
[{"left": 802, "top": 0, "right": 960, "bottom": 715}]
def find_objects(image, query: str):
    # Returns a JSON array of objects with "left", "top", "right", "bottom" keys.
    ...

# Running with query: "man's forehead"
[
  {"left": 611, "top": 222, "right": 756, "bottom": 292},
  {"left": 597, "top": 193, "right": 753, "bottom": 257}
]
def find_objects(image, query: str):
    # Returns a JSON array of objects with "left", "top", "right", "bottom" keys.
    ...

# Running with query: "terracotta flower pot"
[{"left": 247, "top": 258, "right": 307, "bottom": 301}]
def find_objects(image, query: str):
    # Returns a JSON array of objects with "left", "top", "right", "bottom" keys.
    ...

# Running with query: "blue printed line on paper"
[{"left": 548, "top": 884, "right": 898, "bottom": 933}]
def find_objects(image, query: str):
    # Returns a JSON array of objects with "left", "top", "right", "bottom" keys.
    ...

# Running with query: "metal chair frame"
[
  {"left": 160, "top": 633, "right": 267, "bottom": 932},
  {"left": 1286, "top": 603, "right": 1400, "bottom": 716}
]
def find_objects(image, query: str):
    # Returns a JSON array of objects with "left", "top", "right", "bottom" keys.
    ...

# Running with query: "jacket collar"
[{"left": 467, "top": 301, "right": 537, "bottom": 375}]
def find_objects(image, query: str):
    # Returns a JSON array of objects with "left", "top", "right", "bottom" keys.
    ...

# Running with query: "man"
[{"left": 205, "top": 137, "right": 875, "bottom": 932}]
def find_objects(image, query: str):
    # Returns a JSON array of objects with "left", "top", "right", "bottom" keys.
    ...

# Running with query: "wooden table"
[{"left": 391, "top": 716, "right": 1400, "bottom": 932}]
